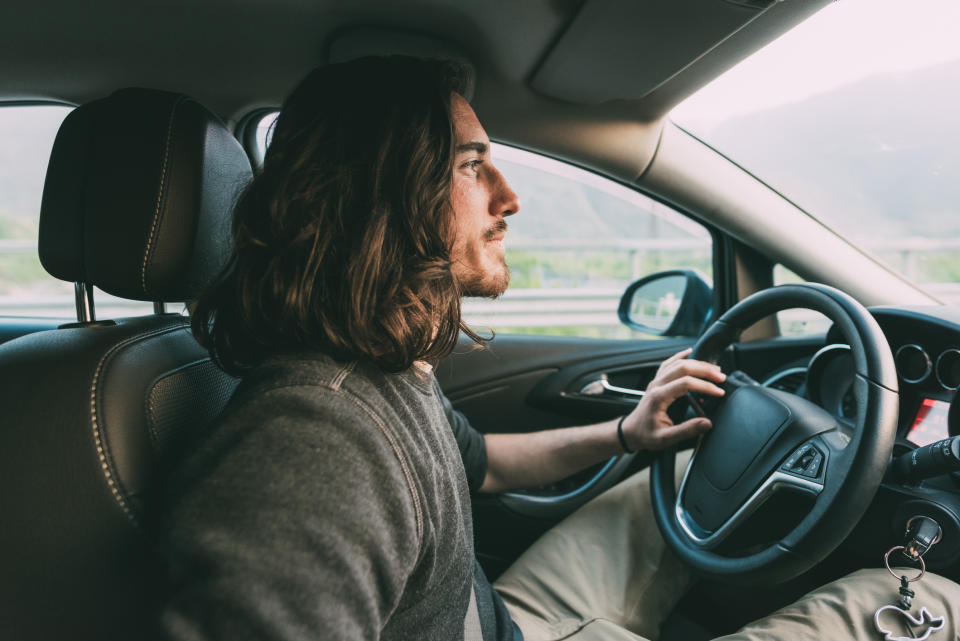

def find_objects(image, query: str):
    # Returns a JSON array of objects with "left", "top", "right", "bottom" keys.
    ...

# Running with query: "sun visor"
[
  {"left": 326, "top": 28, "right": 475, "bottom": 100},
  {"left": 530, "top": 0, "right": 829, "bottom": 108}
]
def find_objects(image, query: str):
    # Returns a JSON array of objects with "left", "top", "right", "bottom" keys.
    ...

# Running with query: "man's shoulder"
[
  {"left": 217, "top": 352, "right": 437, "bottom": 454},
  {"left": 239, "top": 352, "right": 430, "bottom": 399},
  {"left": 163, "top": 353, "right": 426, "bottom": 515}
]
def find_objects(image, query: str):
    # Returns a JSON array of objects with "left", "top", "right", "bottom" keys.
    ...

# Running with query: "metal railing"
[{"left": 3, "top": 238, "right": 959, "bottom": 325}]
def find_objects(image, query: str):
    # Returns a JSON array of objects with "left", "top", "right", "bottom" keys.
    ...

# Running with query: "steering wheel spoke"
[{"left": 676, "top": 444, "right": 824, "bottom": 549}]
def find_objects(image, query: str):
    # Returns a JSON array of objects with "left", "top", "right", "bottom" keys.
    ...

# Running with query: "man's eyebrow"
[{"left": 455, "top": 141, "right": 488, "bottom": 154}]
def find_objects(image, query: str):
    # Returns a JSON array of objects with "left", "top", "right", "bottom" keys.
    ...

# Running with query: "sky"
[{"left": 672, "top": 0, "right": 960, "bottom": 131}]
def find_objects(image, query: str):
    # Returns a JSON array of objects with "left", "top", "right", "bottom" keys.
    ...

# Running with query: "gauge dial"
[
  {"left": 807, "top": 344, "right": 856, "bottom": 420},
  {"left": 935, "top": 348, "right": 960, "bottom": 391},
  {"left": 840, "top": 386, "right": 857, "bottom": 419},
  {"left": 895, "top": 344, "right": 931, "bottom": 384}
]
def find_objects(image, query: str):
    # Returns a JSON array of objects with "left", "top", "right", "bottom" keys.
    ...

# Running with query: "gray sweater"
[{"left": 157, "top": 352, "right": 518, "bottom": 641}]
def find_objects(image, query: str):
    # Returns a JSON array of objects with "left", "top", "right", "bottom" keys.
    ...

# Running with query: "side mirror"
[{"left": 618, "top": 269, "right": 713, "bottom": 337}]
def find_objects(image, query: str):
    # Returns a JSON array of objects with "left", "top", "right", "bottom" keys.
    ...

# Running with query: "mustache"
[{"left": 483, "top": 220, "right": 508, "bottom": 240}]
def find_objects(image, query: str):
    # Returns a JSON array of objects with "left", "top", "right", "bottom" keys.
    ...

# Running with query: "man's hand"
[
  {"left": 620, "top": 347, "right": 726, "bottom": 452},
  {"left": 479, "top": 348, "right": 726, "bottom": 492}
]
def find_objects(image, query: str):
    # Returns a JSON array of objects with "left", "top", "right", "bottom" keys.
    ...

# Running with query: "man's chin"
[{"left": 458, "top": 268, "right": 510, "bottom": 299}]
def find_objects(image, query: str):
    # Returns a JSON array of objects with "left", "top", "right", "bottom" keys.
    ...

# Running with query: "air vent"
[{"left": 763, "top": 368, "right": 807, "bottom": 395}]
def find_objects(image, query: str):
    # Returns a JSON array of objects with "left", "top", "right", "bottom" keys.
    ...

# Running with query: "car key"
[{"left": 873, "top": 546, "right": 946, "bottom": 641}]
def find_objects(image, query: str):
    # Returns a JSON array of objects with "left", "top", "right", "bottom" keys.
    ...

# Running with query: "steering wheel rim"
[{"left": 650, "top": 283, "right": 899, "bottom": 585}]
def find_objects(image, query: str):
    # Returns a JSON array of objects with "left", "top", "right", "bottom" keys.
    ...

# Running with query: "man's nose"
[{"left": 493, "top": 168, "right": 520, "bottom": 218}]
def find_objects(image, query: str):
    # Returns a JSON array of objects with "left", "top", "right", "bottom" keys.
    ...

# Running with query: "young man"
[{"left": 158, "top": 57, "right": 960, "bottom": 641}]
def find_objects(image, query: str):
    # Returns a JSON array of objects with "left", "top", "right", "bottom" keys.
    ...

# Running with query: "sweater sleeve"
[
  {"left": 434, "top": 378, "right": 488, "bottom": 493},
  {"left": 156, "top": 385, "right": 420, "bottom": 641}
]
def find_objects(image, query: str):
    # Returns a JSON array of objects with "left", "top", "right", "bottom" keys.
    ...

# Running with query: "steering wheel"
[{"left": 650, "top": 283, "right": 899, "bottom": 585}]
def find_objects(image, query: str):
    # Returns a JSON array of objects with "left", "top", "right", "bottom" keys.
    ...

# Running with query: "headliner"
[{"left": 0, "top": 0, "right": 830, "bottom": 178}]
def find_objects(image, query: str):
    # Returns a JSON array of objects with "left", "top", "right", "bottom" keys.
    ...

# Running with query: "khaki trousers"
[{"left": 494, "top": 451, "right": 960, "bottom": 641}]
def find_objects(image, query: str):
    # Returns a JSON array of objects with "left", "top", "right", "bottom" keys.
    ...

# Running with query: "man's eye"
[{"left": 463, "top": 159, "right": 483, "bottom": 171}]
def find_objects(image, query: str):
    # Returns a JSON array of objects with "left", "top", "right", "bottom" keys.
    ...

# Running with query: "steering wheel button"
[{"left": 799, "top": 449, "right": 823, "bottom": 476}]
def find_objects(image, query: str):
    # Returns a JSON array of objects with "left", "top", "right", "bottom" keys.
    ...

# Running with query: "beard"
[
  {"left": 454, "top": 220, "right": 510, "bottom": 298},
  {"left": 457, "top": 255, "right": 510, "bottom": 298}
]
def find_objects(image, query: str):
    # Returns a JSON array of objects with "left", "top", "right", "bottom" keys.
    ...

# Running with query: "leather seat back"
[{"left": 0, "top": 88, "right": 252, "bottom": 641}]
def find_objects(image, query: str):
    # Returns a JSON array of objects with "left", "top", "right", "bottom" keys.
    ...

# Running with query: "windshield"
[{"left": 671, "top": 0, "right": 960, "bottom": 305}]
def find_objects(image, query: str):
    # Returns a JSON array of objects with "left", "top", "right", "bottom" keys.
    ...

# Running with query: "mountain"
[{"left": 697, "top": 59, "right": 960, "bottom": 240}]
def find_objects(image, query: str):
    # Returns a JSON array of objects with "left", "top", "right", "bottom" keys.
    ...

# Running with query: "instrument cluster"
[{"left": 801, "top": 308, "right": 960, "bottom": 445}]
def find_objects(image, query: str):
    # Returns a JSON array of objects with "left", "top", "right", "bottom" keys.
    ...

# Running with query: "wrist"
[{"left": 616, "top": 415, "right": 635, "bottom": 454}]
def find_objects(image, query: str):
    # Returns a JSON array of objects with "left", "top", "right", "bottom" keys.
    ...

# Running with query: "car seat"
[{"left": 0, "top": 88, "right": 252, "bottom": 640}]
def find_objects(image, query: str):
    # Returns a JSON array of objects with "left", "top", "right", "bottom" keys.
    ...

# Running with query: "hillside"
[{"left": 698, "top": 59, "right": 960, "bottom": 240}]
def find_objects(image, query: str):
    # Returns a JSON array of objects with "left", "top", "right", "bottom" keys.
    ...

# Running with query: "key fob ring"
[{"left": 885, "top": 545, "right": 926, "bottom": 582}]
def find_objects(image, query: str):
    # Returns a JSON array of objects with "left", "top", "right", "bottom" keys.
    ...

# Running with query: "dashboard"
[
  {"left": 762, "top": 305, "right": 960, "bottom": 571},
  {"left": 766, "top": 306, "right": 960, "bottom": 448}
]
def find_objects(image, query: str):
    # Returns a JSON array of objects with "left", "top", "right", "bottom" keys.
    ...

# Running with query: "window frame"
[{"left": 473, "top": 139, "right": 726, "bottom": 339}]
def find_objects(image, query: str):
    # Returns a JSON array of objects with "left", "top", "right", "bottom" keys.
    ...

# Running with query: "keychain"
[{"left": 874, "top": 545, "right": 945, "bottom": 641}]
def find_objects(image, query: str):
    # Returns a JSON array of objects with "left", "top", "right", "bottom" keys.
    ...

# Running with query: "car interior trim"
[
  {"left": 496, "top": 453, "right": 639, "bottom": 520},
  {"left": 761, "top": 366, "right": 808, "bottom": 388},
  {"left": 578, "top": 377, "right": 646, "bottom": 399}
]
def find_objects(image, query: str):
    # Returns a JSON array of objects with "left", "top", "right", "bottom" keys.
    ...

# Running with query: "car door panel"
[
  {"left": 437, "top": 334, "right": 693, "bottom": 430},
  {"left": 438, "top": 333, "right": 693, "bottom": 577}
]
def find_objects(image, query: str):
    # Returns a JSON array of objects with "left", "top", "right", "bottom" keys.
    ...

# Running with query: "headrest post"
[
  {"left": 74, "top": 282, "right": 96, "bottom": 323},
  {"left": 153, "top": 302, "right": 166, "bottom": 314}
]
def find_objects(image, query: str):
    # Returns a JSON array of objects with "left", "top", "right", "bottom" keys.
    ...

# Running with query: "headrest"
[{"left": 39, "top": 88, "right": 253, "bottom": 302}]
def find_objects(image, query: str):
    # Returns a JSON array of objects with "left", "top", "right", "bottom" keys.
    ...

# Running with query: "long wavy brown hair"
[{"left": 193, "top": 56, "right": 483, "bottom": 374}]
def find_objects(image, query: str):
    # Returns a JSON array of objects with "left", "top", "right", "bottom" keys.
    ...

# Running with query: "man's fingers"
[
  {"left": 649, "top": 417, "right": 712, "bottom": 449},
  {"left": 662, "top": 347, "right": 693, "bottom": 366},
  {"left": 657, "top": 360, "right": 727, "bottom": 388},
  {"left": 652, "top": 376, "right": 725, "bottom": 407}
]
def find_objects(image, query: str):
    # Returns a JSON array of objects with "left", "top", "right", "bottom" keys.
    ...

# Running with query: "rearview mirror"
[{"left": 618, "top": 269, "right": 712, "bottom": 337}]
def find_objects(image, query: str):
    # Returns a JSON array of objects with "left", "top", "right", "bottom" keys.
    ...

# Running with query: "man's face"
[{"left": 449, "top": 93, "right": 520, "bottom": 298}]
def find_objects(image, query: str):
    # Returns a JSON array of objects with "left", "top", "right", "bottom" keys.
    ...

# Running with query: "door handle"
[{"left": 579, "top": 376, "right": 645, "bottom": 399}]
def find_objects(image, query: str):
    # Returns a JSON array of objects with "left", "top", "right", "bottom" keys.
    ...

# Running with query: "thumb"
[{"left": 653, "top": 416, "right": 712, "bottom": 449}]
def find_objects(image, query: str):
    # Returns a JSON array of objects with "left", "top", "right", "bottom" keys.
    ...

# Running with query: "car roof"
[{"left": 2, "top": 0, "right": 831, "bottom": 178}]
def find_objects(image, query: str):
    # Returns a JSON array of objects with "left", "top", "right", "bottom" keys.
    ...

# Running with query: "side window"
[
  {"left": 255, "top": 112, "right": 278, "bottom": 156},
  {"left": 246, "top": 111, "right": 278, "bottom": 166},
  {"left": 774, "top": 264, "right": 831, "bottom": 336},
  {"left": 251, "top": 118, "right": 714, "bottom": 339},
  {"left": 0, "top": 105, "right": 161, "bottom": 319},
  {"left": 464, "top": 144, "right": 713, "bottom": 338},
  {"left": 1, "top": 105, "right": 74, "bottom": 318}
]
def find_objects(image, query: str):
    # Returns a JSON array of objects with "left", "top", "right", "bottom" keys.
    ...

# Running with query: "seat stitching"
[
  {"left": 91, "top": 323, "right": 190, "bottom": 527},
  {"left": 141, "top": 97, "right": 184, "bottom": 295}
]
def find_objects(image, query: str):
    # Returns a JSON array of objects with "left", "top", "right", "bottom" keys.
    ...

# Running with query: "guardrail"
[{"left": 3, "top": 238, "right": 960, "bottom": 324}]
